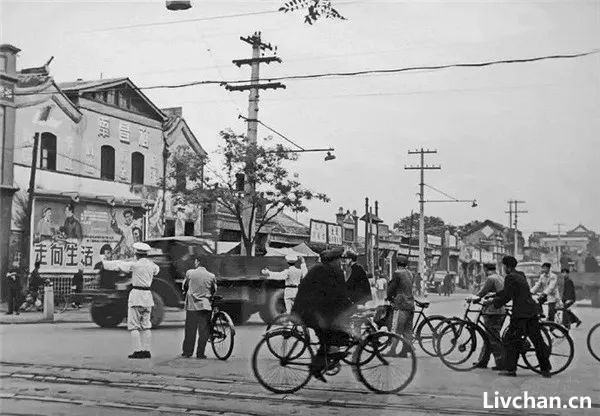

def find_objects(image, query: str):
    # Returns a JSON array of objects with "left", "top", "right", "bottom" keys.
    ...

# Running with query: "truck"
[{"left": 76, "top": 236, "right": 317, "bottom": 328}]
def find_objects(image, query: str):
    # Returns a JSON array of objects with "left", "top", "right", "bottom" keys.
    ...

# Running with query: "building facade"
[{"left": 1, "top": 46, "right": 205, "bottom": 298}]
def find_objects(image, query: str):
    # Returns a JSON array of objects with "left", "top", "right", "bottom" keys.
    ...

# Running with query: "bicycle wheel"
[
  {"left": 57, "top": 294, "right": 70, "bottom": 314},
  {"left": 522, "top": 322, "right": 574, "bottom": 376},
  {"left": 211, "top": 311, "right": 235, "bottom": 360},
  {"left": 252, "top": 328, "right": 313, "bottom": 394},
  {"left": 587, "top": 323, "right": 600, "bottom": 362},
  {"left": 352, "top": 331, "right": 416, "bottom": 394},
  {"left": 436, "top": 319, "right": 487, "bottom": 371},
  {"left": 415, "top": 314, "right": 445, "bottom": 356}
]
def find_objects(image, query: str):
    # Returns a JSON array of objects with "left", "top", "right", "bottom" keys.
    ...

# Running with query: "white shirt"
[
  {"left": 267, "top": 264, "right": 307, "bottom": 299},
  {"left": 107, "top": 258, "right": 159, "bottom": 307},
  {"left": 531, "top": 271, "right": 560, "bottom": 303}
]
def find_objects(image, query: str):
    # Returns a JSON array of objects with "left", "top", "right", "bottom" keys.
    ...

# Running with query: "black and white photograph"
[{"left": 0, "top": 0, "right": 599, "bottom": 415}]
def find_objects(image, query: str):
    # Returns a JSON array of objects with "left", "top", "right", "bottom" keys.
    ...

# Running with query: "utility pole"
[
  {"left": 226, "top": 32, "right": 285, "bottom": 256},
  {"left": 405, "top": 149, "right": 441, "bottom": 277},
  {"left": 506, "top": 200, "right": 513, "bottom": 230},
  {"left": 555, "top": 222, "right": 564, "bottom": 268},
  {"left": 19, "top": 133, "right": 40, "bottom": 275},
  {"left": 507, "top": 200, "right": 527, "bottom": 258}
]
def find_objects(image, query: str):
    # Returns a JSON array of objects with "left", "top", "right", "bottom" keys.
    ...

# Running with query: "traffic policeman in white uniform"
[
  {"left": 263, "top": 254, "right": 307, "bottom": 313},
  {"left": 119, "top": 242, "right": 160, "bottom": 359}
]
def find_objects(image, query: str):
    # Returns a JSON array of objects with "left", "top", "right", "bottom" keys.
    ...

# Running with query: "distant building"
[{"left": 530, "top": 225, "right": 597, "bottom": 254}]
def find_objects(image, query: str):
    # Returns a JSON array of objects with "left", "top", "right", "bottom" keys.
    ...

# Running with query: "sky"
[{"left": 2, "top": 0, "right": 599, "bottom": 238}]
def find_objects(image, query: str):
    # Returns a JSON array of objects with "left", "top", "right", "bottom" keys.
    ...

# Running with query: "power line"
[
  {"left": 78, "top": 10, "right": 279, "bottom": 33},
  {"left": 424, "top": 183, "right": 460, "bottom": 201},
  {"left": 239, "top": 115, "right": 305, "bottom": 151},
  {"left": 15, "top": 48, "right": 599, "bottom": 97}
]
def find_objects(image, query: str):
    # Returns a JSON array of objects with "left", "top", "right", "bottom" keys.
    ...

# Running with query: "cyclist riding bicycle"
[{"left": 292, "top": 247, "right": 354, "bottom": 382}]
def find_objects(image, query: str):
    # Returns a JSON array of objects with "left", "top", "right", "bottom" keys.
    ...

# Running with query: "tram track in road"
[{"left": 0, "top": 361, "right": 565, "bottom": 416}]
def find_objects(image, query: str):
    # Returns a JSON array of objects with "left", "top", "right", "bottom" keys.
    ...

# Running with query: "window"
[
  {"left": 164, "top": 220, "right": 175, "bottom": 237},
  {"left": 344, "top": 228, "right": 355, "bottom": 242},
  {"left": 131, "top": 152, "right": 144, "bottom": 184},
  {"left": 100, "top": 145, "right": 115, "bottom": 180},
  {"left": 184, "top": 221, "right": 195, "bottom": 236},
  {"left": 39, "top": 132, "right": 57, "bottom": 170}
]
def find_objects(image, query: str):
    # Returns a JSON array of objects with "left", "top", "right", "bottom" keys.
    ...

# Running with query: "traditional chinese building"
[{"left": 1, "top": 45, "right": 205, "bottom": 297}]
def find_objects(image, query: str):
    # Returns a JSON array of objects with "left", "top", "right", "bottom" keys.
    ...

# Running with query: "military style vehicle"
[{"left": 76, "top": 237, "right": 317, "bottom": 328}]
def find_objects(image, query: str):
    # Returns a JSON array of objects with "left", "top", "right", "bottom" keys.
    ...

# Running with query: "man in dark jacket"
[
  {"left": 561, "top": 268, "right": 581, "bottom": 329},
  {"left": 71, "top": 266, "right": 84, "bottom": 308},
  {"left": 345, "top": 252, "right": 372, "bottom": 305},
  {"left": 385, "top": 256, "right": 415, "bottom": 357},
  {"left": 487, "top": 256, "right": 551, "bottom": 378},
  {"left": 292, "top": 247, "right": 352, "bottom": 381},
  {"left": 5, "top": 269, "right": 22, "bottom": 315}
]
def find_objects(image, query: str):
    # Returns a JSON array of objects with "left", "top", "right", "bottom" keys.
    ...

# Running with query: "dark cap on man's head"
[
  {"left": 320, "top": 247, "right": 344, "bottom": 263},
  {"left": 542, "top": 262, "right": 552, "bottom": 268},
  {"left": 345, "top": 251, "right": 358, "bottom": 262},
  {"left": 484, "top": 263, "right": 497, "bottom": 271},
  {"left": 502, "top": 256, "right": 518, "bottom": 268},
  {"left": 561, "top": 267, "right": 570, "bottom": 273},
  {"left": 397, "top": 255, "right": 409, "bottom": 267}
]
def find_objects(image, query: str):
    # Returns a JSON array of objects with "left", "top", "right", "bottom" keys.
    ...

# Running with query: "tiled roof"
[{"left": 58, "top": 78, "right": 128, "bottom": 91}]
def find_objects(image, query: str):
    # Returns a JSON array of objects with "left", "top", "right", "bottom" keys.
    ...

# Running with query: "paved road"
[{"left": 1, "top": 294, "right": 598, "bottom": 415}]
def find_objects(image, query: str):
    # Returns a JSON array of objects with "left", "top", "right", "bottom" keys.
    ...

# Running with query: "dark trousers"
[
  {"left": 182, "top": 310, "right": 211, "bottom": 357},
  {"left": 547, "top": 302, "right": 557, "bottom": 322},
  {"left": 478, "top": 314, "right": 505, "bottom": 367},
  {"left": 503, "top": 317, "right": 551, "bottom": 373},
  {"left": 7, "top": 289, "right": 21, "bottom": 313},
  {"left": 562, "top": 301, "right": 580, "bottom": 327}
]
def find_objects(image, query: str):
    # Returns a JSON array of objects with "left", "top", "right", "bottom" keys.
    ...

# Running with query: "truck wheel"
[
  {"left": 151, "top": 291, "right": 165, "bottom": 328},
  {"left": 90, "top": 303, "right": 124, "bottom": 328},
  {"left": 220, "top": 303, "right": 251, "bottom": 325},
  {"left": 591, "top": 289, "right": 600, "bottom": 308},
  {"left": 259, "top": 289, "right": 285, "bottom": 324}
]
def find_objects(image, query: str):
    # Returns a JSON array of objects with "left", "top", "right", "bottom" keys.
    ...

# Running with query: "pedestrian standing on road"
[
  {"left": 262, "top": 254, "right": 307, "bottom": 313},
  {"left": 126, "top": 242, "right": 159, "bottom": 359},
  {"left": 5, "top": 269, "right": 22, "bottom": 315},
  {"left": 182, "top": 258, "right": 217, "bottom": 359},
  {"left": 473, "top": 264, "right": 505, "bottom": 370},
  {"left": 385, "top": 255, "right": 415, "bottom": 357},
  {"left": 71, "top": 266, "right": 84, "bottom": 308},
  {"left": 375, "top": 272, "right": 388, "bottom": 304},
  {"left": 486, "top": 256, "right": 551, "bottom": 378},
  {"left": 414, "top": 272, "right": 422, "bottom": 297},
  {"left": 345, "top": 251, "right": 372, "bottom": 306},
  {"left": 560, "top": 268, "right": 582, "bottom": 329},
  {"left": 530, "top": 262, "right": 560, "bottom": 322}
]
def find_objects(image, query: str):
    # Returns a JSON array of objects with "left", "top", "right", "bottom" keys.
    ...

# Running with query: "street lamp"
[{"left": 166, "top": 0, "right": 192, "bottom": 11}]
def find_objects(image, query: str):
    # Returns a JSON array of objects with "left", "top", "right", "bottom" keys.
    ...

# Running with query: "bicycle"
[
  {"left": 411, "top": 300, "right": 446, "bottom": 356},
  {"left": 208, "top": 295, "right": 236, "bottom": 360},
  {"left": 437, "top": 296, "right": 574, "bottom": 375},
  {"left": 587, "top": 322, "right": 600, "bottom": 362},
  {"left": 57, "top": 286, "right": 83, "bottom": 313},
  {"left": 252, "top": 307, "right": 417, "bottom": 394}
]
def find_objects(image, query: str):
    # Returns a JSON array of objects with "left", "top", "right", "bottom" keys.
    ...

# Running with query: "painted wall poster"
[{"left": 31, "top": 198, "right": 145, "bottom": 272}]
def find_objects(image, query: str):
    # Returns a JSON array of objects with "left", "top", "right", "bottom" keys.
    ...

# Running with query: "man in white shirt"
[
  {"left": 530, "top": 262, "right": 560, "bottom": 322},
  {"left": 263, "top": 254, "right": 307, "bottom": 313},
  {"left": 182, "top": 258, "right": 217, "bottom": 359}
]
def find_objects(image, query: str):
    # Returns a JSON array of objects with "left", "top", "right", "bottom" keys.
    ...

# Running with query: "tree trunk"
[{"left": 243, "top": 238, "right": 254, "bottom": 257}]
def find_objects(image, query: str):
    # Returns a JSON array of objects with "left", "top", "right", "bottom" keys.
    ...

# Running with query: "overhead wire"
[{"left": 15, "top": 48, "right": 599, "bottom": 97}]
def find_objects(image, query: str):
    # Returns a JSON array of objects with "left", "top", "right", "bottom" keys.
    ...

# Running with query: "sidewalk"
[{"left": 0, "top": 304, "right": 186, "bottom": 325}]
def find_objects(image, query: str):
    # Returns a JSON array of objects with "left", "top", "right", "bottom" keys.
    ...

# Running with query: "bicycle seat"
[{"left": 415, "top": 300, "right": 430, "bottom": 308}]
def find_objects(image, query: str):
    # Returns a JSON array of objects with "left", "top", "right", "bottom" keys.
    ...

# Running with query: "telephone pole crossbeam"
[
  {"left": 225, "top": 82, "right": 286, "bottom": 92},
  {"left": 232, "top": 56, "right": 282, "bottom": 67}
]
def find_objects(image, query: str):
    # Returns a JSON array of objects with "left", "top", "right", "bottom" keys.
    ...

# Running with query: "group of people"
[
  {"left": 472, "top": 258, "right": 582, "bottom": 377},
  {"left": 4, "top": 260, "right": 85, "bottom": 315}
]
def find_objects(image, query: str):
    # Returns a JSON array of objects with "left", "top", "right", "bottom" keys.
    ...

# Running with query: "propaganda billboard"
[{"left": 31, "top": 198, "right": 145, "bottom": 272}]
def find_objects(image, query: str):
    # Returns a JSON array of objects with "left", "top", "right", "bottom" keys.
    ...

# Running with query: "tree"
[
  {"left": 280, "top": 0, "right": 345, "bottom": 24},
  {"left": 393, "top": 213, "right": 447, "bottom": 238},
  {"left": 169, "top": 129, "right": 329, "bottom": 256}
]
